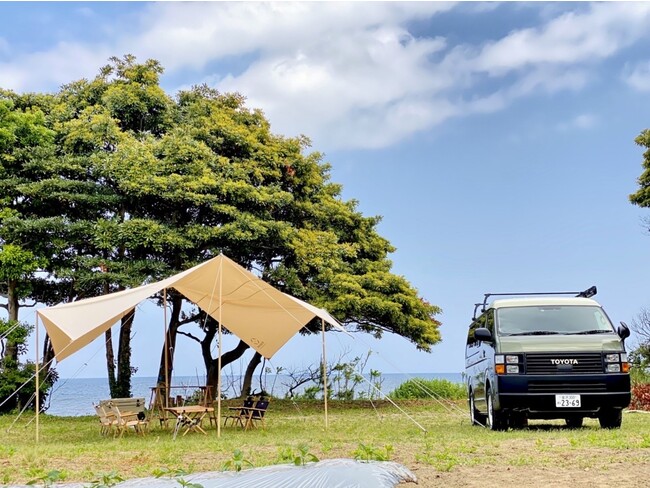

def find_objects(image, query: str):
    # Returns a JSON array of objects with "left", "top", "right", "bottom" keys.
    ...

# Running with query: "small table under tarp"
[{"left": 165, "top": 405, "right": 214, "bottom": 440}]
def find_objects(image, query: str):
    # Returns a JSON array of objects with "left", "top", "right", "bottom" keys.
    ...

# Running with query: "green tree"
[
  {"left": 630, "top": 129, "right": 650, "bottom": 381},
  {"left": 0, "top": 97, "right": 58, "bottom": 411},
  {"left": 630, "top": 129, "right": 650, "bottom": 209},
  {"left": 2, "top": 55, "right": 442, "bottom": 403}
]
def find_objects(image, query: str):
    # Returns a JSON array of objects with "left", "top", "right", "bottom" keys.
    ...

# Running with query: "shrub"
[
  {"left": 630, "top": 383, "right": 650, "bottom": 411},
  {"left": 388, "top": 378, "right": 466, "bottom": 400},
  {"left": 630, "top": 365, "right": 650, "bottom": 385}
]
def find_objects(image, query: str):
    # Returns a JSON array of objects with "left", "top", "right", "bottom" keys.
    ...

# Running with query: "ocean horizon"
[{"left": 45, "top": 372, "right": 464, "bottom": 416}]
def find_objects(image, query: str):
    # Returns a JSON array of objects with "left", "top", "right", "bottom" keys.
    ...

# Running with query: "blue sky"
[{"left": 4, "top": 2, "right": 650, "bottom": 380}]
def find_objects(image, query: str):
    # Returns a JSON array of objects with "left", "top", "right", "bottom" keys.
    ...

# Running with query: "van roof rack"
[{"left": 473, "top": 286, "right": 597, "bottom": 320}]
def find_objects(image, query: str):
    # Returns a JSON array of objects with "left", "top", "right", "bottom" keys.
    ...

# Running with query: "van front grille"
[
  {"left": 528, "top": 380, "right": 607, "bottom": 393},
  {"left": 525, "top": 353, "right": 603, "bottom": 374}
]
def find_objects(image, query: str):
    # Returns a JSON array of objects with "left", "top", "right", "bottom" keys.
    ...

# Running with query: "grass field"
[{"left": 1, "top": 399, "right": 650, "bottom": 487}]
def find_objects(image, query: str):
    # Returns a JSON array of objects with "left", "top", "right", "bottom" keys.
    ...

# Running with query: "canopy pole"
[
  {"left": 217, "top": 259, "right": 223, "bottom": 438},
  {"left": 321, "top": 318, "right": 328, "bottom": 430},
  {"left": 35, "top": 313, "right": 40, "bottom": 443},
  {"left": 163, "top": 289, "right": 169, "bottom": 409}
]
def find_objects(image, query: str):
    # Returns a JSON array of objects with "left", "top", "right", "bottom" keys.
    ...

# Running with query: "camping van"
[{"left": 465, "top": 286, "right": 631, "bottom": 430}]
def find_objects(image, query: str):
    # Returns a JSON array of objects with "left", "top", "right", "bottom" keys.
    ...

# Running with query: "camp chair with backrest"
[
  {"left": 223, "top": 396, "right": 255, "bottom": 428},
  {"left": 244, "top": 397, "right": 270, "bottom": 431},
  {"left": 94, "top": 404, "right": 117, "bottom": 436},
  {"left": 109, "top": 402, "right": 148, "bottom": 437}
]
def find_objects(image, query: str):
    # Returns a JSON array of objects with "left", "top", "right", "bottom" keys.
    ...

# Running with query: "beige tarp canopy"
[{"left": 37, "top": 254, "right": 341, "bottom": 362}]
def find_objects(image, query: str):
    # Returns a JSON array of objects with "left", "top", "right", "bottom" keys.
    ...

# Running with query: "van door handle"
[{"left": 481, "top": 351, "right": 485, "bottom": 358}]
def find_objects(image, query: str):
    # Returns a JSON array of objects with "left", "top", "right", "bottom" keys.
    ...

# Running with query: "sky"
[{"left": 3, "top": 1, "right": 650, "bottom": 381}]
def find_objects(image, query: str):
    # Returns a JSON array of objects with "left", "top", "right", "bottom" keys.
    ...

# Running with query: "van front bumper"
[{"left": 496, "top": 373, "right": 631, "bottom": 416}]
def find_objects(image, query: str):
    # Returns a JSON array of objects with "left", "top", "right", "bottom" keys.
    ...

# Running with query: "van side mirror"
[
  {"left": 475, "top": 327, "right": 493, "bottom": 342},
  {"left": 618, "top": 322, "right": 630, "bottom": 341}
]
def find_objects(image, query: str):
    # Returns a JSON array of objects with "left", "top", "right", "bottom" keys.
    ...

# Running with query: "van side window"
[
  {"left": 467, "top": 314, "right": 487, "bottom": 350},
  {"left": 485, "top": 309, "right": 495, "bottom": 335}
]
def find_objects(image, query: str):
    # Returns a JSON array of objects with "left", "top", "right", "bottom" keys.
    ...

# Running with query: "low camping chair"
[
  {"left": 109, "top": 402, "right": 148, "bottom": 437},
  {"left": 223, "top": 396, "right": 255, "bottom": 428},
  {"left": 244, "top": 397, "right": 270, "bottom": 431},
  {"left": 94, "top": 404, "right": 117, "bottom": 436}
]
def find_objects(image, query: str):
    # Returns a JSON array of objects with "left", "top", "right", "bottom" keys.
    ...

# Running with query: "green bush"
[
  {"left": 631, "top": 365, "right": 650, "bottom": 385},
  {"left": 388, "top": 378, "right": 466, "bottom": 400}
]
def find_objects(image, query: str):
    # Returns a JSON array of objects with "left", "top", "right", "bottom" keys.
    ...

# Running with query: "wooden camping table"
[
  {"left": 149, "top": 385, "right": 213, "bottom": 427},
  {"left": 165, "top": 405, "right": 214, "bottom": 439}
]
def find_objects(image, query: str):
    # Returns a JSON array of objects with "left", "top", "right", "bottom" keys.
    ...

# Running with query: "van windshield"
[{"left": 496, "top": 305, "right": 614, "bottom": 336}]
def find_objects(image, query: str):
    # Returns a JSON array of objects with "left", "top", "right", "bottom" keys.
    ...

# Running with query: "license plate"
[{"left": 555, "top": 394, "right": 581, "bottom": 408}]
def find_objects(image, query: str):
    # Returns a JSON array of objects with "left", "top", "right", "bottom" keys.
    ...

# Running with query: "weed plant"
[{"left": 388, "top": 378, "right": 466, "bottom": 400}]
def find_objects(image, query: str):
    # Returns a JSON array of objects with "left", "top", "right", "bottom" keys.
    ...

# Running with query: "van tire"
[
  {"left": 469, "top": 390, "right": 486, "bottom": 426},
  {"left": 486, "top": 386, "right": 507, "bottom": 431},
  {"left": 598, "top": 409, "right": 622, "bottom": 429}
]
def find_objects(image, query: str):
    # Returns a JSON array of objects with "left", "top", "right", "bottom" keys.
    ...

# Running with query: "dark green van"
[{"left": 465, "top": 287, "right": 631, "bottom": 430}]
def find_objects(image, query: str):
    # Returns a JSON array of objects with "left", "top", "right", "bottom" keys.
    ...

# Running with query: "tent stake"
[{"left": 322, "top": 318, "right": 328, "bottom": 430}]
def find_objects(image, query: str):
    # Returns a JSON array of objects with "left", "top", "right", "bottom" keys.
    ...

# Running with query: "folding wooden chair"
[
  {"left": 94, "top": 404, "right": 117, "bottom": 436},
  {"left": 223, "top": 396, "right": 255, "bottom": 428},
  {"left": 244, "top": 398, "right": 270, "bottom": 431},
  {"left": 109, "top": 402, "right": 148, "bottom": 437}
]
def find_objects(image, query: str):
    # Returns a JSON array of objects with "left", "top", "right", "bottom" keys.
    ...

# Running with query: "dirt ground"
[
  {"left": 398, "top": 444, "right": 650, "bottom": 487},
  {"left": 405, "top": 464, "right": 650, "bottom": 487}
]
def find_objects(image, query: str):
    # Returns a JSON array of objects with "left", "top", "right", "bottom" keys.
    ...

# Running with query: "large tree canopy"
[
  {"left": 630, "top": 129, "right": 650, "bottom": 209},
  {"left": 0, "top": 55, "right": 442, "bottom": 399},
  {"left": 630, "top": 129, "right": 650, "bottom": 378}
]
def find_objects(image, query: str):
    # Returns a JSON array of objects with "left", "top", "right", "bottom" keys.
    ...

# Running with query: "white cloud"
[
  {"left": 0, "top": 42, "right": 111, "bottom": 92},
  {"left": 217, "top": 24, "right": 450, "bottom": 149},
  {"left": 133, "top": 2, "right": 452, "bottom": 71},
  {"left": 1, "top": 2, "right": 649, "bottom": 149},
  {"left": 556, "top": 113, "right": 598, "bottom": 132},
  {"left": 623, "top": 60, "right": 650, "bottom": 92},
  {"left": 76, "top": 7, "right": 95, "bottom": 19},
  {"left": 471, "top": 2, "right": 650, "bottom": 75}
]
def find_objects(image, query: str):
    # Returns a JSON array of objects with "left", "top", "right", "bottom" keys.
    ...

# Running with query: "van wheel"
[
  {"left": 486, "top": 387, "right": 507, "bottom": 431},
  {"left": 469, "top": 390, "right": 486, "bottom": 426},
  {"left": 565, "top": 417, "right": 583, "bottom": 429},
  {"left": 598, "top": 409, "right": 622, "bottom": 429}
]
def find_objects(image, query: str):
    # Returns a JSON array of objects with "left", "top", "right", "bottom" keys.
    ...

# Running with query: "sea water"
[{"left": 45, "top": 373, "right": 463, "bottom": 416}]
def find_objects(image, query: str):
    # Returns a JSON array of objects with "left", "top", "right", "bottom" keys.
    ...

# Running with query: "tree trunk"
[
  {"left": 115, "top": 308, "right": 135, "bottom": 397},
  {"left": 205, "top": 339, "right": 250, "bottom": 400},
  {"left": 105, "top": 328, "right": 118, "bottom": 397},
  {"left": 4, "top": 279, "right": 20, "bottom": 363},
  {"left": 41, "top": 334, "right": 55, "bottom": 377},
  {"left": 100, "top": 279, "right": 120, "bottom": 397},
  {"left": 241, "top": 351, "right": 262, "bottom": 397},
  {"left": 200, "top": 318, "right": 217, "bottom": 371},
  {"left": 156, "top": 293, "right": 184, "bottom": 388}
]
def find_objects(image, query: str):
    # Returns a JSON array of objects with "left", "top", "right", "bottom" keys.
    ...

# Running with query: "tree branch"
[
  {"left": 178, "top": 313, "right": 202, "bottom": 327},
  {"left": 177, "top": 330, "right": 202, "bottom": 344}
]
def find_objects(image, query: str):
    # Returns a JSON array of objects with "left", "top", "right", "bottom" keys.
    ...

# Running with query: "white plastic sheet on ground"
[{"left": 8, "top": 459, "right": 417, "bottom": 488}]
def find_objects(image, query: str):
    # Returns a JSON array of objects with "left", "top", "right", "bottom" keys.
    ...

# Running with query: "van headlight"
[
  {"left": 606, "top": 363, "right": 621, "bottom": 373},
  {"left": 604, "top": 352, "right": 630, "bottom": 373},
  {"left": 495, "top": 354, "right": 521, "bottom": 374}
]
